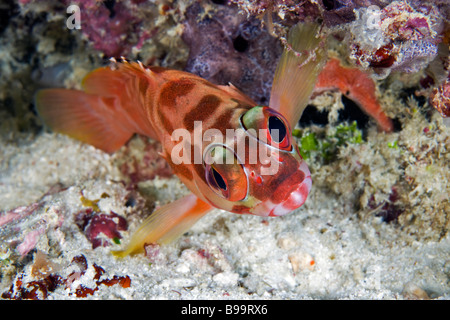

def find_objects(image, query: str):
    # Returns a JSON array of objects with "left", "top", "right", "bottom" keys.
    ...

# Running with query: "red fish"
[{"left": 35, "top": 23, "right": 326, "bottom": 257}]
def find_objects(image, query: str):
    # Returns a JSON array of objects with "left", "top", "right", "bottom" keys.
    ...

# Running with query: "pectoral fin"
[
  {"left": 112, "top": 194, "right": 213, "bottom": 257},
  {"left": 35, "top": 62, "right": 161, "bottom": 153},
  {"left": 35, "top": 89, "right": 134, "bottom": 153}
]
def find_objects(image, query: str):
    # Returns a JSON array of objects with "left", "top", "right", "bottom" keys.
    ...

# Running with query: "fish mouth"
[
  {"left": 267, "top": 175, "right": 312, "bottom": 217},
  {"left": 253, "top": 161, "right": 312, "bottom": 217}
]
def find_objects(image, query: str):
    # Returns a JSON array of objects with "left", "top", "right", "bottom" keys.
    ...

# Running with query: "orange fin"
[
  {"left": 269, "top": 22, "right": 327, "bottom": 129},
  {"left": 315, "top": 58, "right": 394, "bottom": 132},
  {"left": 35, "top": 89, "right": 134, "bottom": 153},
  {"left": 218, "top": 83, "right": 257, "bottom": 106},
  {"left": 112, "top": 194, "right": 213, "bottom": 258},
  {"left": 35, "top": 62, "right": 160, "bottom": 152}
]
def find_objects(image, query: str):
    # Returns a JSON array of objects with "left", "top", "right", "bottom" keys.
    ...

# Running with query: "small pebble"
[
  {"left": 402, "top": 282, "right": 430, "bottom": 300},
  {"left": 288, "top": 252, "right": 315, "bottom": 273}
]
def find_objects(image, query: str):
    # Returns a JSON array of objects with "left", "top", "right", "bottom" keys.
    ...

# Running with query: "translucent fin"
[
  {"left": 82, "top": 64, "right": 159, "bottom": 140},
  {"left": 81, "top": 66, "right": 128, "bottom": 97},
  {"left": 269, "top": 22, "right": 327, "bottom": 128},
  {"left": 112, "top": 194, "right": 213, "bottom": 258},
  {"left": 315, "top": 58, "right": 394, "bottom": 132},
  {"left": 35, "top": 62, "right": 159, "bottom": 152},
  {"left": 218, "top": 83, "right": 257, "bottom": 106},
  {"left": 35, "top": 89, "right": 134, "bottom": 153}
]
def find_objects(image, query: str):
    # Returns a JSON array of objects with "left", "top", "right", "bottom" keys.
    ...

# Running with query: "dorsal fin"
[
  {"left": 218, "top": 83, "right": 257, "bottom": 106},
  {"left": 269, "top": 23, "right": 327, "bottom": 128}
]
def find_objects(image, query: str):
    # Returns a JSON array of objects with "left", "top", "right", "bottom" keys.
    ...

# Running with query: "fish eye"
[
  {"left": 204, "top": 146, "right": 248, "bottom": 201},
  {"left": 268, "top": 116, "right": 287, "bottom": 143},
  {"left": 241, "top": 106, "right": 292, "bottom": 151},
  {"left": 206, "top": 164, "right": 229, "bottom": 199}
]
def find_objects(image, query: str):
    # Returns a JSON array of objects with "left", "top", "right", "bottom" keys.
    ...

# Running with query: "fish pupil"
[
  {"left": 212, "top": 167, "right": 227, "bottom": 191},
  {"left": 268, "top": 116, "right": 287, "bottom": 143}
]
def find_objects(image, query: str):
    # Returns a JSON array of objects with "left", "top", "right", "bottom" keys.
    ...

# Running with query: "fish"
[{"left": 35, "top": 22, "right": 326, "bottom": 257}]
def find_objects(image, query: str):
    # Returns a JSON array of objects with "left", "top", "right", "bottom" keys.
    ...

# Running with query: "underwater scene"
[{"left": 0, "top": 0, "right": 449, "bottom": 300}]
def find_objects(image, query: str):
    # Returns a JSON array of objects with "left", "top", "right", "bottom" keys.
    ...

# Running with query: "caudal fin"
[{"left": 269, "top": 22, "right": 327, "bottom": 129}]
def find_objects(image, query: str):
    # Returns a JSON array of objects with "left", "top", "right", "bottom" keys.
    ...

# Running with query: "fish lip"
[
  {"left": 252, "top": 174, "right": 312, "bottom": 217},
  {"left": 269, "top": 175, "right": 312, "bottom": 217}
]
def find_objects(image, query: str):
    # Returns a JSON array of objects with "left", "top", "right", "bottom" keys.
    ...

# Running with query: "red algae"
[
  {"left": 75, "top": 209, "right": 128, "bottom": 249},
  {"left": 2, "top": 254, "right": 132, "bottom": 299},
  {"left": 368, "top": 187, "right": 405, "bottom": 223},
  {"left": 118, "top": 139, "right": 173, "bottom": 188},
  {"left": 73, "top": 263, "right": 131, "bottom": 297},
  {"left": 1, "top": 274, "right": 64, "bottom": 300}
]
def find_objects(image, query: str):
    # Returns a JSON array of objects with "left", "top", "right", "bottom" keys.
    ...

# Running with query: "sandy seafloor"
[
  {"left": 0, "top": 0, "right": 449, "bottom": 301},
  {"left": 0, "top": 133, "right": 449, "bottom": 300}
]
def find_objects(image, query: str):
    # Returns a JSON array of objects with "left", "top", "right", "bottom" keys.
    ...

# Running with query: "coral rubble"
[
  {"left": 2, "top": 253, "right": 131, "bottom": 299},
  {"left": 430, "top": 79, "right": 450, "bottom": 117},
  {"left": 349, "top": 1, "right": 444, "bottom": 78}
]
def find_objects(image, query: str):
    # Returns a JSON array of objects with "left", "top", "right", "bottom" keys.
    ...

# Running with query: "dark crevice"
[{"left": 233, "top": 35, "right": 249, "bottom": 52}]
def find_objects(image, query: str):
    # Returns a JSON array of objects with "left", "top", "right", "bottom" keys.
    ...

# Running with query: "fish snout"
[
  {"left": 252, "top": 160, "right": 312, "bottom": 217},
  {"left": 271, "top": 174, "right": 312, "bottom": 216}
]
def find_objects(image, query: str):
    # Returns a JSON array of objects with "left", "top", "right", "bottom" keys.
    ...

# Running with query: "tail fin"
[
  {"left": 269, "top": 22, "right": 327, "bottom": 129},
  {"left": 35, "top": 62, "right": 158, "bottom": 153}
]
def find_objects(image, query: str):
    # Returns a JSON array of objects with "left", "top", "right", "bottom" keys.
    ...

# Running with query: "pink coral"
[
  {"left": 16, "top": 228, "right": 46, "bottom": 257},
  {"left": 0, "top": 202, "right": 49, "bottom": 258},
  {"left": 61, "top": 0, "right": 154, "bottom": 57},
  {"left": 0, "top": 202, "right": 40, "bottom": 227}
]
